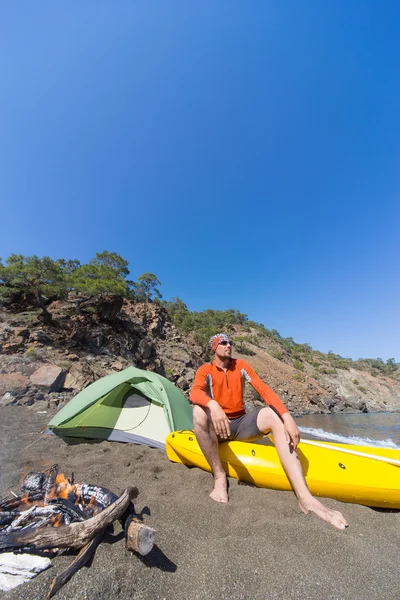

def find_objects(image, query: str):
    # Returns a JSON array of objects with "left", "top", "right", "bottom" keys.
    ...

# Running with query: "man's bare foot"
[
  {"left": 210, "top": 474, "right": 228, "bottom": 503},
  {"left": 298, "top": 498, "right": 348, "bottom": 530}
]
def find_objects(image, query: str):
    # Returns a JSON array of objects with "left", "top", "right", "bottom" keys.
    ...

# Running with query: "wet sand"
[{"left": 0, "top": 406, "right": 399, "bottom": 600}]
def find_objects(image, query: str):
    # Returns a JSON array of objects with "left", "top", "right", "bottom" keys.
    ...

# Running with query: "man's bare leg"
[
  {"left": 193, "top": 405, "right": 228, "bottom": 503},
  {"left": 257, "top": 408, "right": 348, "bottom": 530}
]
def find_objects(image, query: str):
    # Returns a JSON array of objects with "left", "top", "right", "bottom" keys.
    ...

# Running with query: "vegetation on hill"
[
  {"left": 162, "top": 298, "right": 399, "bottom": 379},
  {"left": 0, "top": 252, "right": 161, "bottom": 322},
  {"left": 1, "top": 251, "right": 398, "bottom": 379}
]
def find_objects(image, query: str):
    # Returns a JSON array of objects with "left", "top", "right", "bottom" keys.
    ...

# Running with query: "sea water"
[{"left": 296, "top": 412, "right": 400, "bottom": 449}]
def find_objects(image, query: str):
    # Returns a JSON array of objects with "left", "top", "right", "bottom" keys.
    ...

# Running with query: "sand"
[{"left": 0, "top": 406, "right": 399, "bottom": 600}]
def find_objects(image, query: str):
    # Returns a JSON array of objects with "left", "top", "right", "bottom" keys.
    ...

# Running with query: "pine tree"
[
  {"left": 0, "top": 255, "right": 66, "bottom": 323},
  {"left": 136, "top": 273, "right": 162, "bottom": 302}
]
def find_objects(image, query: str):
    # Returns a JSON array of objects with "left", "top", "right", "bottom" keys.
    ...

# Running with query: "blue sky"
[{"left": 1, "top": 2, "right": 399, "bottom": 361}]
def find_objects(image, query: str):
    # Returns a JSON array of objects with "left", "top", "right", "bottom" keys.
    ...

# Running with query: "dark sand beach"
[{"left": 1, "top": 406, "right": 399, "bottom": 600}]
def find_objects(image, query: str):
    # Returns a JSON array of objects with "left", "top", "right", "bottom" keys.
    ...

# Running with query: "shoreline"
[{"left": 1, "top": 406, "right": 399, "bottom": 600}]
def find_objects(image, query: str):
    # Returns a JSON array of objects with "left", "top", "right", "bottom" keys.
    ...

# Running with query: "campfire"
[{"left": 0, "top": 465, "right": 156, "bottom": 597}]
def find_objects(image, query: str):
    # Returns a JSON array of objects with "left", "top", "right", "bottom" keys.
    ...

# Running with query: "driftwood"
[
  {"left": 46, "top": 532, "right": 104, "bottom": 599},
  {"left": 0, "top": 487, "right": 138, "bottom": 552}
]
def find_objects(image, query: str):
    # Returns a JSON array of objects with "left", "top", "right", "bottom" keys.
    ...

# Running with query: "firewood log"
[{"left": 125, "top": 516, "right": 156, "bottom": 556}]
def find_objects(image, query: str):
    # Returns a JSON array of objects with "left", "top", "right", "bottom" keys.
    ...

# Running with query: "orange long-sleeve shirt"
[{"left": 190, "top": 358, "right": 288, "bottom": 419}]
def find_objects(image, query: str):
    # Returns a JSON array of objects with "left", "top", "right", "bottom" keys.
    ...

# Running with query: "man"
[{"left": 190, "top": 333, "right": 348, "bottom": 530}]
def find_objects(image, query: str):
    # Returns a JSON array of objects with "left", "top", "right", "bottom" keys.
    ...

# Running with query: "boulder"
[
  {"left": 177, "top": 377, "right": 190, "bottom": 391},
  {"left": 30, "top": 330, "right": 52, "bottom": 345},
  {"left": 84, "top": 328, "right": 105, "bottom": 349},
  {"left": 97, "top": 296, "right": 123, "bottom": 321},
  {"left": 47, "top": 396, "right": 61, "bottom": 409},
  {"left": 63, "top": 364, "right": 95, "bottom": 391},
  {"left": 30, "top": 364, "right": 65, "bottom": 392},
  {"left": 64, "top": 372, "right": 82, "bottom": 391},
  {"left": 321, "top": 396, "right": 337, "bottom": 411},
  {"left": 13, "top": 327, "right": 30, "bottom": 339},
  {"left": 184, "top": 369, "right": 195, "bottom": 382},
  {"left": 0, "top": 392, "right": 16, "bottom": 407},
  {"left": 110, "top": 360, "right": 124, "bottom": 371},
  {"left": 19, "top": 395, "right": 34, "bottom": 406},
  {"left": 138, "top": 338, "right": 155, "bottom": 360},
  {"left": 0, "top": 373, "right": 30, "bottom": 397},
  {"left": 29, "top": 400, "right": 49, "bottom": 411},
  {"left": 1, "top": 337, "right": 25, "bottom": 353}
]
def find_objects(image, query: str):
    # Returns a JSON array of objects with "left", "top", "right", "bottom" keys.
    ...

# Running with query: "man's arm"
[
  {"left": 190, "top": 365, "right": 214, "bottom": 407},
  {"left": 239, "top": 361, "right": 288, "bottom": 416},
  {"left": 240, "top": 360, "right": 300, "bottom": 447}
]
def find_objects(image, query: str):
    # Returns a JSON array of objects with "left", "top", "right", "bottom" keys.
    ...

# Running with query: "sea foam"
[{"left": 298, "top": 426, "right": 400, "bottom": 449}]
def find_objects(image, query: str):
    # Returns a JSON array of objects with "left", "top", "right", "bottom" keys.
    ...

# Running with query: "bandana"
[{"left": 209, "top": 333, "right": 232, "bottom": 352}]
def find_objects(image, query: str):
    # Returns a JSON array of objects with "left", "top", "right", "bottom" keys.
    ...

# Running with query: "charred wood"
[{"left": 46, "top": 532, "right": 104, "bottom": 599}]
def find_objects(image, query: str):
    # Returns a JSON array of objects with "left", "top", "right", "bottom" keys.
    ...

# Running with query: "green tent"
[{"left": 48, "top": 366, "right": 193, "bottom": 449}]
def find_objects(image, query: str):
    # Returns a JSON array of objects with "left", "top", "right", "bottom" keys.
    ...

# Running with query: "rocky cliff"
[{"left": 1, "top": 299, "right": 399, "bottom": 415}]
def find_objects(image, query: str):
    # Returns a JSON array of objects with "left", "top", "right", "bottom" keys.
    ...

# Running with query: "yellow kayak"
[{"left": 166, "top": 431, "right": 400, "bottom": 509}]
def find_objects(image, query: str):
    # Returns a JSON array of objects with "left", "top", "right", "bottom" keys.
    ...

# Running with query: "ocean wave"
[{"left": 298, "top": 426, "right": 400, "bottom": 449}]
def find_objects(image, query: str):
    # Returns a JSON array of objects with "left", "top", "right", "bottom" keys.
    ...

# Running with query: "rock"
[
  {"left": 48, "top": 397, "right": 60, "bottom": 409},
  {"left": 19, "top": 395, "right": 34, "bottom": 406},
  {"left": 184, "top": 369, "right": 195, "bottom": 382},
  {"left": 308, "top": 396, "right": 320, "bottom": 406},
  {"left": 29, "top": 400, "right": 49, "bottom": 411},
  {"left": 110, "top": 361, "right": 124, "bottom": 371},
  {"left": 358, "top": 400, "right": 368, "bottom": 413},
  {"left": 30, "top": 364, "right": 65, "bottom": 392},
  {"left": 321, "top": 396, "right": 337, "bottom": 411},
  {"left": 46, "top": 391, "right": 73, "bottom": 406},
  {"left": 64, "top": 372, "right": 82, "bottom": 391},
  {"left": 177, "top": 377, "right": 190, "bottom": 391},
  {"left": 1, "top": 337, "right": 25, "bottom": 353},
  {"left": 84, "top": 328, "right": 105, "bottom": 349},
  {"left": 0, "top": 392, "right": 16, "bottom": 406},
  {"left": 13, "top": 327, "right": 30, "bottom": 339},
  {"left": 138, "top": 338, "right": 155, "bottom": 360},
  {"left": 167, "top": 347, "right": 192, "bottom": 364},
  {"left": 100, "top": 296, "right": 123, "bottom": 321},
  {"left": 333, "top": 399, "right": 346, "bottom": 413},
  {"left": 0, "top": 373, "right": 30, "bottom": 397},
  {"left": 64, "top": 364, "right": 95, "bottom": 391},
  {"left": 31, "top": 330, "right": 52, "bottom": 345}
]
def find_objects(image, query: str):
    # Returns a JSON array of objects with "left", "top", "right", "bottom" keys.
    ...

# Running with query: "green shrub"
[
  {"left": 25, "top": 347, "right": 40, "bottom": 360},
  {"left": 235, "top": 343, "right": 256, "bottom": 356},
  {"left": 293, "top": 372, "right": 304, "bottom": 381},
  {"left": 82, "top": 306, "right": 97, "bottom": 315},
  {"left": 318, "top": 367, "right": 337, "bottom": 375},
  {"left": 12, "top": 310, "right": 41, "bottom": 325},
  {"left": 293, "top": 360, "right": 305, "bottom": 371}
]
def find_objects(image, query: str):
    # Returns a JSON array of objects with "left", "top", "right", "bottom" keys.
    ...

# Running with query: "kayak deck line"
[{"left": 299, "top": 439, "right": 400, "bottom": 467}]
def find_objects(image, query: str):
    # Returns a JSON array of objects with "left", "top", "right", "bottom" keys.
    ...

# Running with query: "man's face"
[{"left": 214, "top": 339, "right": 233, "bottom": 360}]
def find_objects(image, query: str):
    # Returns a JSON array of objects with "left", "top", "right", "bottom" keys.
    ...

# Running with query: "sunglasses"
[{"left": 219, "top": 340, "right": 233, "bottom": 346}]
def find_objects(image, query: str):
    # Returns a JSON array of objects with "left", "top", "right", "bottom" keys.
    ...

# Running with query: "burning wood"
[{"left": 0, "top": 465, "right": 156, "bottom": 597}]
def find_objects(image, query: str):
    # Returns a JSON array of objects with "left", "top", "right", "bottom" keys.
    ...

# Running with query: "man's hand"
[
  {"left": 208, "top": 400, "right": 231, "bottom": 439},
  {"left": 282, "top": 413, "right": 300, "bottom": 450}
]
